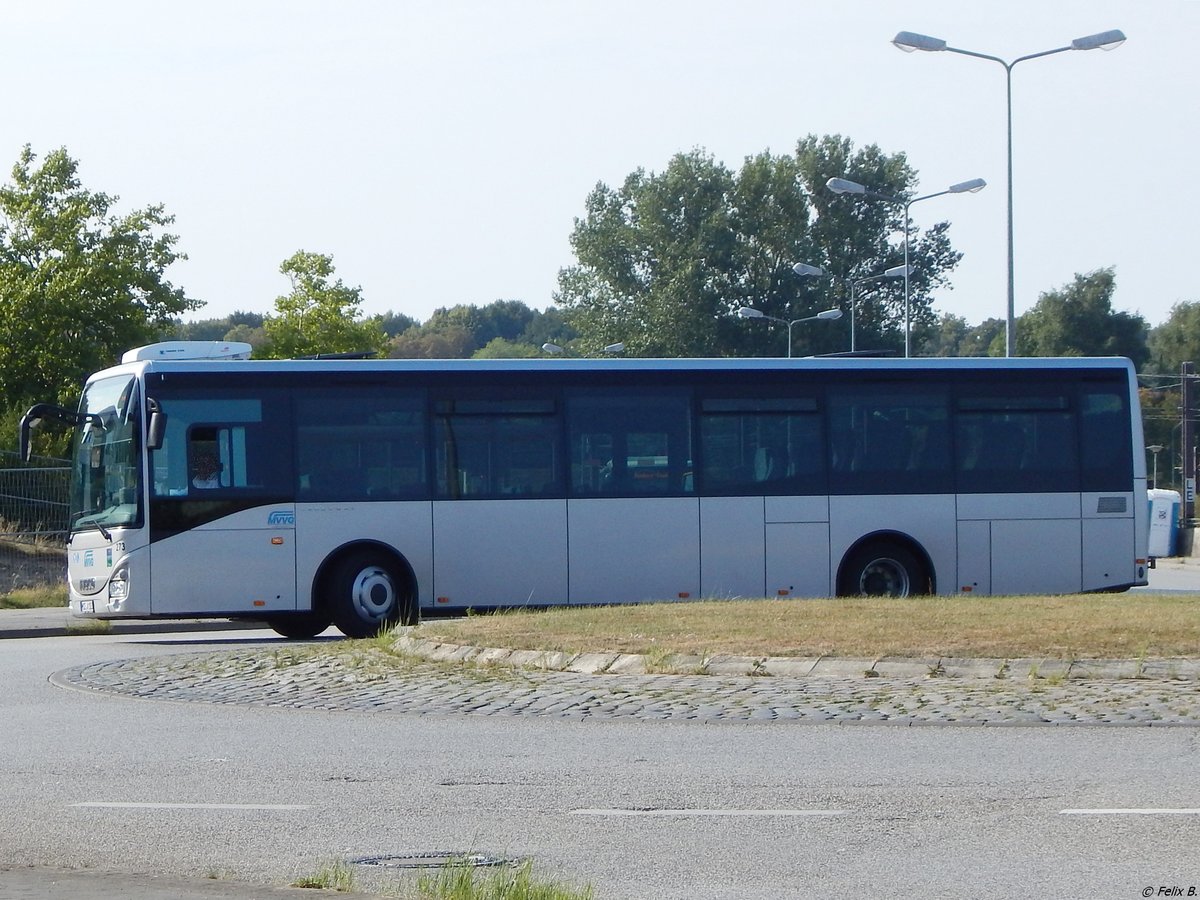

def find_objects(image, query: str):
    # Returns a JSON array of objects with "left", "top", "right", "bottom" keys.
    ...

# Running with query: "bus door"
[
  {"left": 696, "top": 394, "right": 830, "bottom": 598},
  {"left": 565, "top": 390, "right": 700, "bottom": 604},
  {"left": 147, "top": 392, "right": 297, "bottom": 615},
  {"left": 430, "top": 397, "right": 568, "bottom": 607}
]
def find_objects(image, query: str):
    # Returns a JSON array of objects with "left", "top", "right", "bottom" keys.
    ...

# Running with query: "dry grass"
[
  {"left": 417, "top": 594, "right": 1200, "bottom": 660},
  {"left": 0, "top": 585, "right": 67, "bottom": 609}
]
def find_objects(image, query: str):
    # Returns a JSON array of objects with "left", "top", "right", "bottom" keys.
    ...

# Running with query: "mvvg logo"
[{"left": 267, "top": 510, "right": 296, "bottom": 527}]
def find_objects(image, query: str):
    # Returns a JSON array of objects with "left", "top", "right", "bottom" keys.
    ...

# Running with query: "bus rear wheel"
[
  {"left": 327, "top": 551, "right": 411, "bottom": 638},
  {"left": 839, "top": 543, "right": 928, "bottom": 598}
]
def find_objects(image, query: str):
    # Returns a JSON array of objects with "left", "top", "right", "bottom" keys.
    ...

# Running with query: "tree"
[
  {"left": 798, "top": 135, "right": 962, "bottom": 356},
  {"left": 377, "top": 310, "right": 419, "bottom": 338},
  {"left": 1015, "top": 268, "right": 1148, "bottom": 366},
  {"left": 472, "top": 337, "right": 542, "bottom": 359},
  {"left": 1147, "top": 300, "right": 1200, "bottom": 375},
  {"left": 387, "top": 325, "right": 474, "bottom": 359},
  {"left": 555, "top": 136, "right": 962, "bottom": 358},
  {"left": 918, "top": 314, "right": 1005, "bottom": 357},
  {"left": 0, "top": 145, "right": 199, "bottom": 418},
  {"left": 261, "top": 251, "right": 387, "bottom": 359}
]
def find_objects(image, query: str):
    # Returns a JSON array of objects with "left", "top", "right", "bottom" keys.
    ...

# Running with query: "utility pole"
[{"left": 1183, "top": 362, "right": 1195, "bottom": 525}]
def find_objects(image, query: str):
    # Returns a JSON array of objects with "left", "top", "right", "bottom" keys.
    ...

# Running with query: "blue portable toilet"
[{"left": 1147, "top": 488, "right": 1181, "bottom": 559}]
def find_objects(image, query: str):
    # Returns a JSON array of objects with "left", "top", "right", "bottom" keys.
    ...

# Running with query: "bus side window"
[
  {"left": 955, "top": 393, "right": 1077, "bottom": 493},
  {"left": 697, "top": 396, "right": 824, "bottom": 496},
  {"left": 188, "top": 427, "right": 223, "bottom": 489},
  {"left": 1080, "top": 390, "right": 1132, "bottom": 491},
  {"left": 567, "top": 391, "right": 692, "bottom": 497},
  {"left": 827, "top": 387, "right": 951, "bottom": 495}
]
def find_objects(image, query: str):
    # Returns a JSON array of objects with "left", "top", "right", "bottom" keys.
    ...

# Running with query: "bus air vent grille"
[{"left": 1096, "top": 496, "right": 1127, "bottom": 514}]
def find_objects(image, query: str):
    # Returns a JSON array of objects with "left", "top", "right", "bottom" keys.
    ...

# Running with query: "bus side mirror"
[
  {"left": 147, "top": 399, "right": 166, "bottom": 451},
  {"left": 18, "top": 407, "right": 41, "bottom": 462}
]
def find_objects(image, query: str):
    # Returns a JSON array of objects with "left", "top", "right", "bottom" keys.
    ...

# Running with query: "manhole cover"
[{"left": 350, "top": 852, "right": 517, "bottom": 870}]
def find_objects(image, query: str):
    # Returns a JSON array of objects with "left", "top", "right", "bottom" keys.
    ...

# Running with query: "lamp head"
[
  {"left": 736, "top": 307, "right": 764, "bottom": 319},
  {"left": 893, "top": 31, "right": 947, "bottom": 52},
  {"left": 815, "top": 309, "right": 843, "bottom": 321},
  {"left": 1072, "top": 29, "right": 1126, "bottom": 51},
  {"left": 602, "top": 342, "right": 624, "bottom": 354},
  {"left": 884, "top": 264, "right": 912, "bottom": 278},
  {"left": 791, "top": 262, "right": 826, "bottom": 277},
  {"left": 826, "top": 177, "right": 867, "bottom": 195},
  {"left": 949, "top": 178, "right": 987, "bottom": 194},
  {"left": 542, "top": 342, "right": 564, "bottom": 354}
]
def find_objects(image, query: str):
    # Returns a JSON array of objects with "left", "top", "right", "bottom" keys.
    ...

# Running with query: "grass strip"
[{"left": 416, "top": 594, "right": 1200, "bottom": 661}]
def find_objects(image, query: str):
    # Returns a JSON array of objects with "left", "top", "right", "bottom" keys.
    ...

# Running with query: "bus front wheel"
[
  {"left": 838, "top": 543, "right": 928, "bottom": 598},
  {"left": 266, "top": 612, "right": 331, "bottom": 639},
  {"left": 327, "top": 551, "right": 410, "bottom": 638}
]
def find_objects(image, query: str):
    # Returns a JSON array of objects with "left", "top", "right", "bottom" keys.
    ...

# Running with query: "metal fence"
[{"left": 0, "top": 450, "right": 69, "bottom": 591}]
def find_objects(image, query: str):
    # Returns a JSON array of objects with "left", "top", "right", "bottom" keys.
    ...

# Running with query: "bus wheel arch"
[
  {"left": 315, "top": 541, "right": 419, "bottom": 638},
  {"left": 836, "top": 532, "right": 934, "bottom": 598}
]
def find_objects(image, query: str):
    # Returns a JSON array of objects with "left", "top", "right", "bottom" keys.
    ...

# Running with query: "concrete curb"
[
  {"left": 0, "top": 608, "right": 263, "bottom": 640},
  {"left": 390, "top": 632, "right": 1200, "bottom": 681}
]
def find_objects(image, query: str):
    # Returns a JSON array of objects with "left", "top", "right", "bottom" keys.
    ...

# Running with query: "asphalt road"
[{"left": 3, "top": 615, "right": 1200, "bottom": 899}]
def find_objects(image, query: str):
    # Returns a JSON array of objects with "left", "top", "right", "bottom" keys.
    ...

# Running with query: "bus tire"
[
  {"left": 266, "top": 613, "right": 331, "bottom": 639},
  {"left": 327, "top": 550, "right": 410, "bottom": 638},
  {"left": 838, "top": 542, "right": 928, "bottom": 598}
]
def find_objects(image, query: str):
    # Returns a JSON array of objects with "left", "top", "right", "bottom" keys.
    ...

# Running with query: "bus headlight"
[{"left": 108, "top": 567, "right": 129, "bottom": 607}]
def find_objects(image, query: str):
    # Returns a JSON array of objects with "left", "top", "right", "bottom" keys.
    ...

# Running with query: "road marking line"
[
  {"left": 570, "top": 809, "right": 844, "bottom": 818},
  {"left": 1060, "top": 809, "right": 1200, "bottom": 816},
  {"left": 72, "top": 802, "right": 310, "bottom": 811}
]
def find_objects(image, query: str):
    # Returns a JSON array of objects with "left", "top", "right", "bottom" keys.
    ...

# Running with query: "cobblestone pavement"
[{"left": 52, "top": 646, "right": 1200, "bottom": 727}]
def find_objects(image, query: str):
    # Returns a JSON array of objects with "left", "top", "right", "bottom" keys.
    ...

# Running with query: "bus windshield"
[{"left": 70, "top": 375, "right": 142, "bottom": 535}]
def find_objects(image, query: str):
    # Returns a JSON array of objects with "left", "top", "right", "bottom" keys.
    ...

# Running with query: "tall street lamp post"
[
  {"left": 736, "top": 307, "right": 843, "bottom": 358},
  {"left": 892, "top": 29, "right": 1126, "bottom": 358},
  {"left": 1147, "top": 444, "right": 1164, "bottom": 489},
  {"left": 826, "top": 177, "right": 985, "bottom": 358},
  {"left": 849, "top": 265, "right": 910, "bottom": 353}
]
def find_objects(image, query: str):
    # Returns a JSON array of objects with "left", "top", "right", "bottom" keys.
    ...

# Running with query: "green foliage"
[
  {"left": 473, "top": 338, "right": 542, "bottom": 359},
  {"left": 1015, "top": 268, "right": 1148, "bottom": 366},
  {"left": 919, "top": 314, "right": 1005, "bottom": 357},
  {"left": 389, "top": 324, "right": 476, "bottom": 359},
  {"left": 378, "top": 309, "right": 419, "bottom": 338},
  {"left": 290, "top": 858, "right": 356, "bottom": 891},
  {"left": 1147, "top": 300, "right": 1200, "bottom": 375},
  {"left": 416, "top": 858, "right": 595, "bottom": 900},
  {"left": 261, "top": 251, "right": 388, "bottom": 359},
  {"left": 556, "top": 135, "right": 962, "bottom": 358},
  {"left": 168, "top": 310, "right": 266, "bottom": 343},
  {"left": 0, "top": 145, "right": 199, "bottom": 417},
  {"left": 388, "top": 301, "right": 571, "bottom": 359}
]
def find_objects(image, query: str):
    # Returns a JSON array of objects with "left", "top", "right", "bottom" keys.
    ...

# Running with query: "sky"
[{"left": 6, "top": 0, "right": 1197, "bottom": 331}]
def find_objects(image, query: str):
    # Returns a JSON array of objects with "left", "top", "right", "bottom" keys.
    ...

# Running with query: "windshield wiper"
[{"left": 73, "top": 509, "right": 113, "bottom": 542}]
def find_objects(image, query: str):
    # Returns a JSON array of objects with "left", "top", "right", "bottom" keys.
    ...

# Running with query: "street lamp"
[
  {"left": 542, "top": 342, "right": 624, "bottom": 356},
  {"left": 1148, "top": 444, "right": 1165, "bottom": 488},
  {"left": 892, "top": 29, "right": 1126, "bottom": 358},
  {"left": 849, "top": 265, "right": 911, "bottom": 353},
  {"left": 736, "top": 306, "right": 843, "bottom": 358},
  {"left": 826, "top": 177, "right": 985, "bottom": 357}
]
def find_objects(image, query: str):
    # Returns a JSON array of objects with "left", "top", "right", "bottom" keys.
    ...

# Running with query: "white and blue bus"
[{"left": 21, "top": 343, "right": 1149, "bottom": 638}]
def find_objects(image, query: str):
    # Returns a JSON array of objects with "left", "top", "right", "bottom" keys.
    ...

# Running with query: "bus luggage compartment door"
[
  {"left": 568, "top": 498, "right": 699, "bottom": 604},
  {"left": 149, "top": 505, "right": 297, "bottom": 615}
]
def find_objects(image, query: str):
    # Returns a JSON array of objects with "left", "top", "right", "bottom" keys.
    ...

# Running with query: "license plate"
[{"left": 79, "top": 599, "right": 95, "bottom": 614}]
